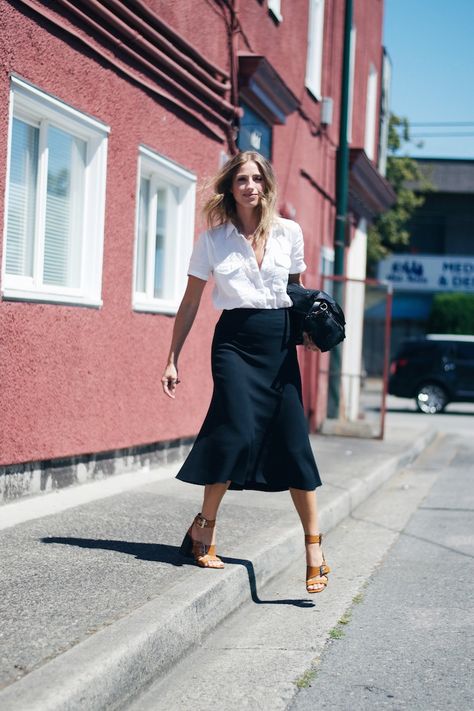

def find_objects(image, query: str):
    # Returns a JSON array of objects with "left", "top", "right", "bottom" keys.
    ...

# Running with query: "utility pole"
[{"left": 327, "top": 0, "right": 353, "bottom": 418}]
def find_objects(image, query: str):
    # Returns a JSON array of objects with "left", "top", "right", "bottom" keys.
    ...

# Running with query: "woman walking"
[{"left": 161, "top": 151, "right": 330, "bottom": 594}]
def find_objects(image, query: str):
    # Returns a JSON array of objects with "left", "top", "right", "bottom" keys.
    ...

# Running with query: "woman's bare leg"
[
  {"left": 192, "top": 481, "right": 231, "bottom": 568},
  {"left": 289, "top": 488, "right": 326, "bottom": 592}
]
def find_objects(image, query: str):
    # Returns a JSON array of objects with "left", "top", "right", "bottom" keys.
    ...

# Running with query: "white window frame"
[
  {"left": 132, "top": 146, "right": 196, "bottom": 315},
  {"left": 305, "top": 0, "right": 325, "bottom": 100},
  {"left": 268, "top": 0, "right": 283, "bottom": 22},
  {"left": 347, "top": 26, "right": 357, "bottom": 143},
  {"left": 320, "top": 245, "right": 335, "bottom": 294},
  {"left": 1, "top": 75, "right": 109, "bottom": 307},
  {"left": 364, "top": 64, "right": 379, "bottom": 161}
]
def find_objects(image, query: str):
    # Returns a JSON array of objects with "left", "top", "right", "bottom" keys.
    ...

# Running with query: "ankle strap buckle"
[{"left": 195, "top": 513, "right": 214, "bottom": 529}]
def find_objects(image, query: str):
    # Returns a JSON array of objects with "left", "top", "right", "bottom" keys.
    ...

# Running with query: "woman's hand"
[
  {"left": 160, "top": 275, "right": 207, "bottom": 400},
  {"left": 303, "top": 332, "right": 320, "bottom": 352},
  {"left": 161, "top": 363, "right": 180, "bottom": 399}
]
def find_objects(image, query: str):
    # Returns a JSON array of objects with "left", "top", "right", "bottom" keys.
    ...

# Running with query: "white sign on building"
[{"left": 378, "top": 255, "right": 474, "bottom": 293}]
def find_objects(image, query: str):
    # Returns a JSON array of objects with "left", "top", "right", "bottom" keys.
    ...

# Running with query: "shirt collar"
[
  {"left": 224, "top": 221, "right": 238, "bottom": 239},
  {"left": 223, "top": 220, "right": 280, "bottom": 239}
]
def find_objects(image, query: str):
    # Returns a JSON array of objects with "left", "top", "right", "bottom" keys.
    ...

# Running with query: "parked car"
[{"left": 388, "top": 334, "right": 474, "bottom": 413}]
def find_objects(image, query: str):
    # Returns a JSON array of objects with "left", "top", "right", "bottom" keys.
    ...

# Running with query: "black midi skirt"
[{"left": 176, "top": 308, "right": 321, "bottom": 492}]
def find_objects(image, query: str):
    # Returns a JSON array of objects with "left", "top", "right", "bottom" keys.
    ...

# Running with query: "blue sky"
[{"left": 383, "top": 0, "right": 474, "bottom": 159}]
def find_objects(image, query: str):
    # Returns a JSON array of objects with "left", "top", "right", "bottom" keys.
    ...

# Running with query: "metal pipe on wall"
[
  {"left": 102, "top": 0, "right": 231, "bottom": 94},
  {"left": 15, "top": 0, "right": 226, "bottom": 141},
  {"left": 327, "top": 0, "right": 353, "bottom": 419},
  {"left": 83, "top": 0, "right": 234, "bottom": 108},
  {"left": 52, "top": 0, "right": 237, "bottom": 122},
  {"left": 128, "top": 0, "right": 230, "bottom": 80}
]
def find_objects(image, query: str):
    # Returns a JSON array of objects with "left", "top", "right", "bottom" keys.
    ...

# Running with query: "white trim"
[
  {"left": 320, "top": 245, "right": 335, "bottom": 264},
  {"left": 132, "top": 299, "right": 181, "bottom": 316},
  {"left": 268, "top": 0, "right": 283, "bottom": 22},
  {"left": 305, "top": 0, "right": 325, "bottom": 101},
  {"left": 364, "top": 64, "right": 378, "bottom": 161},
  {"left": 132, "top": 147, "right": 196, "bottom": 315},
  {"left": 1, "top": 78, "right": 109, "bottom": 306},
  {"left": 139, "top": 145, "right": 196, "bottom": 182},
  {"left": 1, "top": 82, "right": 15, "bottom": 287},
  {"left": 10, "top": 75, "right": 110, "bottom": 135},
  {"left": 347, "top": 26, "right": 357, "bottom": 143},
  {"left": 1, "top": 287, "right": 102, "bottom": 307},
  {"left": 34, "top": 119, "right": 48, "bottom": 285}
]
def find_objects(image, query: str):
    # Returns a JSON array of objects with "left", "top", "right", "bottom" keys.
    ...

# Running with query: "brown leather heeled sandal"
[
  {"left": 179, "top": 513, "right": 224, "bottom": 569},
  {"left": 305, "top": 533, "right": 330, "bottom": 594}
]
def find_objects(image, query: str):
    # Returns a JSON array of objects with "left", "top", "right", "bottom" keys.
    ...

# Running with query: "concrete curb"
[{"left": 0, "top": 427, "right": 437, "bottom": 711}]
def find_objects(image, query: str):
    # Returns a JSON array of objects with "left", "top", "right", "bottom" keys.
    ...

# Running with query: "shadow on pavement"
[
  {"left": 41, "top": 537, "right": 315, "bottom": 608},
  {"left": 221, "top": 555, "right": 315, "bottom": 608},
  {"left": 41, "top": 536, "right": 186, "bottom": 565}
]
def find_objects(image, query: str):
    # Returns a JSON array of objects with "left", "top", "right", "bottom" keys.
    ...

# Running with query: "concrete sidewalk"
[{"left": 0, "top": 423, "right": 435, "bottom": 710}]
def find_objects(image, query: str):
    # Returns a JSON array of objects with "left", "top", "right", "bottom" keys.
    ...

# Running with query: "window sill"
[
  {"left": 1, "top": 287, "right": 102, "bottom": 308},
  {"left": 133, "top": 298, "right": 179, "bottom": 316}
]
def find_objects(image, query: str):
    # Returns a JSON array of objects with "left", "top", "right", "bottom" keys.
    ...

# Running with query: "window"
[
  {"left": 268, "top": 0, "right": 282, "bottom": 22},
  {"left": 237, "top": 103, "right": 272, "bottom": 159},
  {"left": 364, "top": 64, "right": 379, "bottom": 161},
  {"left": 2, "top": 76, "right": 109, "bottom": 306},
  {"left": 305, "top": 0, "right": 325, "bottom": 100},
  {"left": 378, "top": 50, "right": 392, "bottom": 176},
  {"left": 320, "top": 245, "right": 334, "bottom": 295},
  {"left": 347, "top": 26, "right": 357, "bottom": 143},
  {"left": 133, "top": 146, "right": 196, "bottom": 314}
]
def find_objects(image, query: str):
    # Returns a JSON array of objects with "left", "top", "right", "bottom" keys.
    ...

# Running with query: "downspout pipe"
[
  {"left": 327, "top": 0, "right": 353, "bottom": 419},
  {"left": 226, "top": 0, "right": 241, "bottom": 155}
]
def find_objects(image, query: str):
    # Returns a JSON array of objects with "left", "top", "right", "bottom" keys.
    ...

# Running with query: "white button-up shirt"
[{"left": 187, "top": 218, "right": 307, "bottom": 310}]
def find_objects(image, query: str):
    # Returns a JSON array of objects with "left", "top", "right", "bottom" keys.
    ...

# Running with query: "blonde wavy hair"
[{"left": 203, "top": 151, "right": 278, "bottom": 244}]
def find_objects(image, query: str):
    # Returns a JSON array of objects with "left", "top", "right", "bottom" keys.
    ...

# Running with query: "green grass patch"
[
  {"left": 352, "top": 592, "right": 364, "bottom": 605},
  {"left": 329, "top": 626, "right": 345, "bottom": 639},
  {"left": 295, "top": 667, "right": 317, "bottom": 689},
  {"left": 338, "top": 611, "right": 352, "bottom": 625}
]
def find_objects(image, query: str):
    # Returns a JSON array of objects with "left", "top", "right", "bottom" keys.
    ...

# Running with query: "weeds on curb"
[
  {"left": 338, "top": 611, "right": 352, "bottom": 625},
  {"left": 296, "top": 587, "right": 367, "bottom": 691},
  {"left": 295, "top": 667, "right": 318, "bottom": 689},
  {"left": 329, "top": 626, "right": 345, "bottom": 639}
]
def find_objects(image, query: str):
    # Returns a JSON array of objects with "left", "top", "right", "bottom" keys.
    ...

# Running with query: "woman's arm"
[
  {"left": 161, "top": 275, "right": 207, "bottom": 399},
  {"left": 288, "top": 273, "right": 303, "bottom": 285}
]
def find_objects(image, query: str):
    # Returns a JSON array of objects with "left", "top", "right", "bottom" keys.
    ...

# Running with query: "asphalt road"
[
  {"left": 290, "top": 430, "right": 474, "bottom": 711},
  {"left": 125, "top": 413, "right": 473, "bottom": 710}
]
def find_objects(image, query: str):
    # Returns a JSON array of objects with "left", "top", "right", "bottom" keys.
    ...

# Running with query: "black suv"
[{"left": 388, "top": 335, "right": 474, "bottom": 413}]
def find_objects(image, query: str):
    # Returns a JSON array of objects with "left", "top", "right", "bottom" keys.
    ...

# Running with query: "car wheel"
[{"left": 415, "top": 383, "right": 448, "bottom": 414}]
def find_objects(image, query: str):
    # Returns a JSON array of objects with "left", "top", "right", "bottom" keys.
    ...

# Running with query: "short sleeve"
[
  {"left": 187, "top": 231, "right": 211, "bottom": 281},
  {"left": 290, "top": 223, "right": 307, "bottom": 273}
]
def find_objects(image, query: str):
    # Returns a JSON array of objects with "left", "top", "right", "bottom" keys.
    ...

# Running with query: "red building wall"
[
  {"left": 0, "top": 0, "right": 387, "bottom": 467},
  {"left": 351, "top": 0, "right": 384, "bottom": 152}
]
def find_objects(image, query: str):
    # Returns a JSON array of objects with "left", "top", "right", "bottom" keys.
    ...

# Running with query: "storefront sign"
[{"left": 377, "top": 255, "right": 474, "bottom": 292}]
